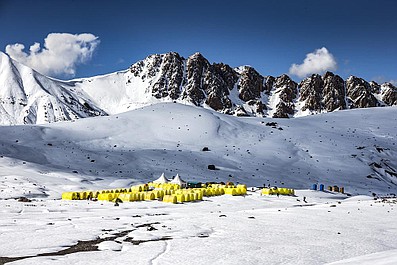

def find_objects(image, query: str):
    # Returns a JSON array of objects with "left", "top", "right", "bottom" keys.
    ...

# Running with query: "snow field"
[{"left": 1, "top": 191, "right": 397, "bottom": 264}]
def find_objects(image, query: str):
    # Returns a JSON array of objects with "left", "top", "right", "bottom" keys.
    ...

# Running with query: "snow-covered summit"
[{"left": 0, "top": 52, "right": 105, "bottom": 125}]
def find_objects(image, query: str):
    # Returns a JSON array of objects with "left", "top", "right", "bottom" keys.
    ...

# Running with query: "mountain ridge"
[{"left": 0, "top": 51, "right": 396, "bottom": 125}]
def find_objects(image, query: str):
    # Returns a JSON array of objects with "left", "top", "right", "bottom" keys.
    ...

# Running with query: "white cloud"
[
  {"left": 372, "top": 76, "right": 397, "bottom": 86},
  {"left": 5, "top": 33, "right": 100, "bottom": 77},
  {"left": 289, "top": 47, "right": 337, "bottom": 78}
]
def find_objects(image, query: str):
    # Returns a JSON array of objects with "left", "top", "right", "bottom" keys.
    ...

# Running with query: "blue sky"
[{"left": 0, "top": 0, "right": 396, "bottom": 83}]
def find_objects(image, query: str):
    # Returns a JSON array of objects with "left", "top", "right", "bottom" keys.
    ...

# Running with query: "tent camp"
[
  {"left": 153, "top": 173, "right": 169, "bottom": 183},
  {"left": 171, "top": 174, "right": 187, "bottom": 188}
]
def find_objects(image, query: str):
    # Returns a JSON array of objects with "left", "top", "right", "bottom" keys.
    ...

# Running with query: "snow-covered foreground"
[{"left": 1, "top": 191, "right": 397, "bottom": 264}]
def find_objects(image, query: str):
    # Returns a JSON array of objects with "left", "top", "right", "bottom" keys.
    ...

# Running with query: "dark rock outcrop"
[
  {"left": 127, "top": 53, "right": 393, "bottom": 119},
  {"left": 382, "top": 83, "right": 397, "bottom": 106},
  {"left": 297, "top": 72, "right": 346, "bottom": 113},
  {"left": 272, "top": 74, "right": 298, "bottom": 118},
  {"left": 346, "top": 76, "right": 379, "bottom": 108},
  {"left": 322, "top": 72, "right": 346, "bottom": 111},
  {"left": 370, "top": 81, "right": 381, "bottom": 94},
  {"left": 183, "top": 53, "right": 237, "bottom": 112},
  {"left": 299, "top": 74, "right": 324, "bottom": 112},
  {"left": 264, "top": 76, "right": 275, "bottom": 94},
  {"left": 203, "top": 63, "right": 237, "bottom": 111},
  {"left": 237, "top": 66, "right": 264, "bottom": 102},
  {"left": 152, "top": 52, "right": 184, "bottom": 100},
  {"left": 182, "top": 53, "right": 209, "bottom": 105}
]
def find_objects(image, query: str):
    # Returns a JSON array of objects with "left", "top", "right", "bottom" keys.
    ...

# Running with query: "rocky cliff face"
[
  {"left": 1, "top": 51, "right": 396, "bottom": 125},
  {"left": 296, "top": 72, "right": 346, "bottom": 114},
  {"left": 183, "top": 53, "right": 238, "bottom": 112},
  {"left": 346, "top": 76, "right": 379, "bottom": 108},
  {"left": 130, "top": 52, "right": 184, "bottom": 100},
  {"left": 322, "top": 72, "right": 346, "bottom": 112},
  {"left": 271, "top": 75, "right": 298, "bottom": 118},
  {"left": 381, "top": 83, "right": 397, "bottom": 106}
]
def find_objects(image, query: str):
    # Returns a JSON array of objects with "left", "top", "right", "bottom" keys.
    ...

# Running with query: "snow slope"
[
  {"left": 0, "top": 103, "right": 396, "bottom": 199},
  {"left": 0, "top": 52, "right": 105, "bottom": 125}
]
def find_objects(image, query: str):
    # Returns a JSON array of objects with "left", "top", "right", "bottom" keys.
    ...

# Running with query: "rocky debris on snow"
[
  {"left": 17, "top": 197, "right": 32, "bottom": 202},
  {"left": 208, "top": 164, "right": 218, "bottom": 170},
  {"left": 265, "top": 122, "right": 278, "bottom": 127}
]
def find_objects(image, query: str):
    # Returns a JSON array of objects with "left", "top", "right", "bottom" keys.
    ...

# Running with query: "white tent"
[
  {"left": 153, "top": 173, "right": 169, "bottom": 183},
  {"left": 170, "top": 174, "right": 187, "bottom": 188}
]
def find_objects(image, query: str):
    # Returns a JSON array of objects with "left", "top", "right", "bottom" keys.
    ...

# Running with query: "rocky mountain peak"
[
  {"left": 299, "top": 74, "right": 324, "bottom": 112},
  {"left": 271, "top": 74, "right": 298, "bottom": 118},
  {"left": 237, "top": 66, "right": 264, "bottom": 101},
  {"left": 296, "top": 72, "right": 346, "bottom": 113},
  {"left": 1, "top": 51, "right": 396, "bottom": 125},
  {"left": 381, "top": 83, "right": 397, "bottom": 106},
  {"left": 346, "top": 76, "right": 379, "bottom": 108},
  {"left": 322, "top": 72, "right": 346, "bottom": 111}
]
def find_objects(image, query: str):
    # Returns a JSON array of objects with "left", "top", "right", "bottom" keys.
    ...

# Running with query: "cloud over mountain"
[
  {"left": 289, "top": 47, "right": 337, "bottom": 78},
  {"left": 5, "top": 33, "right": 99, "bottom": 77}
]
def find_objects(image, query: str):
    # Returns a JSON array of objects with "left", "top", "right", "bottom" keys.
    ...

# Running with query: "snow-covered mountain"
[
  {"left": 0, "top": 52, "right": 105, "bottom": 125},
  {"left": 1, "top": 51, "right": 396, "bottom": 125}
]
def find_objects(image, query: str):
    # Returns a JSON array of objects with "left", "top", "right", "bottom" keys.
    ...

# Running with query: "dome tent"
[
  {"left": 171, "top": 174, "right": 187, "bottom": 188},
  {"left": 153, "top": 173, "right": 169, "bottom": 183}
]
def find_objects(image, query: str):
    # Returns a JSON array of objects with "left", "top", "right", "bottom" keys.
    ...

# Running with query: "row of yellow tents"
[
  {"left": 62, "top": 183, "right": 248, "bottom": 204},
  {"left": 261, "top": 187, "right": 295, "bottom": 196}
]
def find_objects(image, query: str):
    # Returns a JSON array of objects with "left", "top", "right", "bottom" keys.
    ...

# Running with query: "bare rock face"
[
  {"left": 213, "top": 63, "right": 239, "bottom": 91},
  {"left": 182, "top": 53, "right": 239, "bottom": 111},
  {"left": 204, "top": 63, "right": 237, "bottom": 111},
  {"left": 273, "top": 101, "right": 295, "bottom": 118},
  {"left": 346, "top": 76, "right": 379, "bottom": 108},
  {"left": 264, "top": 76, "right": 275, "bottom": 94},
  {"left": 298, "top": 72, "right": 346, "bottom": 113},
  {"left": 250, "top": 100, "right": 266, "bottom": 114},
  {"left": 237, "top": 66, "right": 264, "bottom": 102},
  {"left": 128, "top": 53, "right": 389, "bottom": 119},
  {"left": 182, "top": 53, "right": 209, "bottom": 105},
  {"left": 235, "top": 105, "right": 249, "bottom": 116},
  {"left": 382, "top": 83, "right": 397, "bottom": 106},
  {"left": 370, "top": 81, "right": 381, "bottom": 94},
  {"left": 322, "top": 72, "right": 346, "bottom": 111},
  {"left": 272, "top": 74, "right": 298, "bottom": 118},
  {"left": 299, "top": 74, "right": 324, "bottom": 112},
  {"left": 152, "top": 52, "right": 184, "bottom": 100},
  {"left": 129, "top": 52, "right": 184, "bottom": 100}
]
